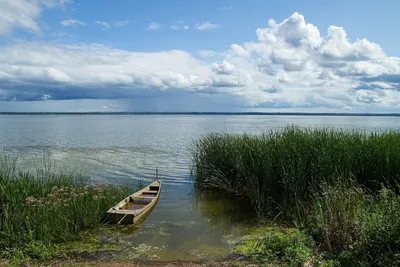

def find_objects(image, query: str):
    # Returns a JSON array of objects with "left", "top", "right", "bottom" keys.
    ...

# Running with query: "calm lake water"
[{"left": 1, "top": 115, "right": 400, "bottom": 261}]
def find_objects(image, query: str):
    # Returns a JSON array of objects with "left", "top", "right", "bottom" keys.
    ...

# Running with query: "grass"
[
  {"left": 0, "top": 156, "right": 132, "bottom": 264},
  {"left": 191, "top": 126, "right": 400, "bottom": 266}
]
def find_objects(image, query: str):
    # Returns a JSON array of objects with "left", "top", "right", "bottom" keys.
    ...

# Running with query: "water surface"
[{"left": 1, "top": 115, "right": 400, "bottom": 260}]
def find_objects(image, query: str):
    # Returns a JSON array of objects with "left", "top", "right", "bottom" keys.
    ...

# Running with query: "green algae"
[
  {"left": 189, "top": 245, "right": 229, "bottom": 260},
  {"left": 61, "top": 233, "right": 121, "bottom": 254},
  {"left": 124, "top": 243, "right": 161, "bottom": 260}
]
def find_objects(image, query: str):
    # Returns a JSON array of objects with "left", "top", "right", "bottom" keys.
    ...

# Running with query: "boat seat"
[
  {"left": 133, "top": 195, "right": 155, "bottom": 199},
  {"left": 143, "top": 190, "right": 158, "bottom": 194},
  {"left": 149, "top": 186, "right": 159, "bottom": 191}
]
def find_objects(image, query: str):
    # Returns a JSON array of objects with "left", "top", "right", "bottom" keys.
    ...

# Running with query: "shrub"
[{"left": 234, "top": 227, "right": 314, "bottom": 266}]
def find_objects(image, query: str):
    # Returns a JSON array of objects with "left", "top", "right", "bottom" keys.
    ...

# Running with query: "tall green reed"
[{"left": 190, "top": 126, "right": 400, "bottom": 220}]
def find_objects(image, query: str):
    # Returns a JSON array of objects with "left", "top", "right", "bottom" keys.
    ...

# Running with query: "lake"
[{"left": 1, "top": 114, "right": 400, "bottom": 261}]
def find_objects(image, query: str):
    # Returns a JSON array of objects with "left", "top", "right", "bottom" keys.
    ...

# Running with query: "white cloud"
[
  {"left": 96, "top": 21, "right": 110, "bottom": 29},
  {"left": 61, "top": 18, "right": 86, "bottom": 26},
  {"left": 183, "top": 26, "right": 189, "bottom": 30},
  {"left": 170, "top": 25, "right": 179, "bottom": 30},
  {"left": 114, "top": 20, "right": 129, "bottom": 27},
  {"left": 198, "top": 50, "right": 219, "bottom": 57},
  {"left": 0, "top": 42, "right": 257, "bottom": 102},
  {"left": 0, "top": 0, "right": 69, "bottom": 35},
  {"left": 1, "top": 12, "right": 400, "bottom": 111},
  {"left": 196, "top": 23, "right": 219, "bottom": 31},
  {"left": 212, "top": 61, "right": 236, "bottom": 75},
  {"left": 230, "top": 44, "right": 250, "bottom": 57},
  {"left": 147, "top": 22, "right": 161, "bottom": 30}
]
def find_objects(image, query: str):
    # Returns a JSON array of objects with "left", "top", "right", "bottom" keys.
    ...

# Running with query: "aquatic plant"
[
  {"left": 0, "top": 156, "right": 131, "bottom": 261},
  {"left": 191, "top": 126, "right": 400, "bottom": 219},
  {"left": 192, "top": 126, "right": 400, "bottom": 266}
]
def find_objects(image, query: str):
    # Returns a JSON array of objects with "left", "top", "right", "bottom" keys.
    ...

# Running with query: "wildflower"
[
  {"left": 93, "top": 195, "right": 98, "bottom": 200},
  {"left": 26, "top": 196, "right": 37, "bottom": 206},
  {"left": 51, "top": 186, "right": 58, "bottom": 192}
]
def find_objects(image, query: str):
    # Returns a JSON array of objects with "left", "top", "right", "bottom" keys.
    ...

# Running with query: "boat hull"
[{"left": 106, "top": 180, "right": 161, "bottom": 225}]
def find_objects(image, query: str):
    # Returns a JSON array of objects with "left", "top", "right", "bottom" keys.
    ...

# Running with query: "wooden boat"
[{"left": 106, "top": 179, "right": 161, "bottom": 225}]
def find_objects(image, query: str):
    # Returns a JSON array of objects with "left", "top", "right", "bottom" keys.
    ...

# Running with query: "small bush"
[
  {"left": 307, "top": 183, "right": 365, "bottom": 253},
  {"left": 310, "top": 186, "right": 400, "bottom": 267},
  {"left": 351, "top": 187, "right": 400, "bottom": 266}
]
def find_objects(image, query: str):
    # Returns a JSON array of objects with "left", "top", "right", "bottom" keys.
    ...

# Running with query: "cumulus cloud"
[
  {"left": 0, "top": 0, "right": 69, "bottom": 35},
  {"left": 212, "top": 61, "right": 236, "bottom": 74},
  {"left": 61, "top": 18, "right": 86, "bottom": 26},
  {"left": 1, "top": 12, "right": 400, "bottom": 111},
  {"left": 196, "top": 23, "right": 219, "bottom": 31},
  {"left": 147, "top": 22, "right": 161, "bottom": 30}
]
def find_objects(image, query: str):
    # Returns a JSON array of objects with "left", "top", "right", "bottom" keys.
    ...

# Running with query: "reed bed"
[
  {"left": 0, "top": 156, "right": 131, "bottom": 256},
  {"left": 191, "top": 126, "right": 400, "bottom": 265},
  {"left": 190, "top": 126, "right": 400, "bottom": 219}
]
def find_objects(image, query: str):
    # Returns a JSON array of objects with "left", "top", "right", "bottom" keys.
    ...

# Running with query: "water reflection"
[
  {"left": 192, "top": 189, "right": 257, "bottom": 235},
  {"left": 70, "top": 188, "right": 258, "bottom": 261}
]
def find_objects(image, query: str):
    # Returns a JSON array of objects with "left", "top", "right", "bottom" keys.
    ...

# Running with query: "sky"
[{"left": 1, "top": 0, "right": 400, "bottom": 112}]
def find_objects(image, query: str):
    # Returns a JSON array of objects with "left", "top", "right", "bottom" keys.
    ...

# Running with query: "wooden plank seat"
[
  {"left": 142, "top": 190, "right": 158, "bottom": 194},
  {"left": 132, "top": 195, "right": 155, "bottom": 199}
]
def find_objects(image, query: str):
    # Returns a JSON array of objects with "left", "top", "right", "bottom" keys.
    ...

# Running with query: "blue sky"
[
  {"left": 1, "top": 0, "right": 400, "bottom": 112},
  {"left": 32, "top": 0, "right": 400, "bottom": 54}
]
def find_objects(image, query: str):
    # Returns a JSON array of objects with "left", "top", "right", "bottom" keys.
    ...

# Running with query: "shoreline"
[{"left": 0, "top": 259, "right": 251, "bottom": 267}]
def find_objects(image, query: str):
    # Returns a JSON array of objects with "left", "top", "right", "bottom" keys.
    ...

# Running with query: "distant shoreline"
[{"left": 1, "top": 112, "right": 400, "bottom": 116}]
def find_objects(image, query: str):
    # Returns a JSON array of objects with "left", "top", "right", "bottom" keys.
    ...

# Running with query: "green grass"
[{"left": 0, "top": 156, "right": 131, "bottom": 262}]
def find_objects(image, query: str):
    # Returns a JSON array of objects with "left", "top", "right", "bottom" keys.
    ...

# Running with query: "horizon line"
[{"left": 1, "top": 112, "right": 400, "bottom": 116}]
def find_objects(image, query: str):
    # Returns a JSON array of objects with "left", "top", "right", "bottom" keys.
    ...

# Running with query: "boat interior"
[{"left": 120, "top": 183, "right": 160, "bottom": 211}]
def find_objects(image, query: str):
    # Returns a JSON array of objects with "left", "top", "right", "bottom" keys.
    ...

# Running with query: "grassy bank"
[
  {"left": 191, "top": 126, "right": 400, "bottom": 266},
  {"left": 0, "top": 156, "right": 131, "bottom": 264}
]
